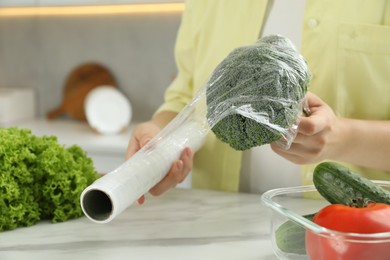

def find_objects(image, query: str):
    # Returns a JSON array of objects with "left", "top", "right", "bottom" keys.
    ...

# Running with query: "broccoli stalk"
[
  {"left": 206, "top": 35, "right": 310, "bottom": 150},
  {"left": 0, "top": 128, "right": 99, "bottom": 231}
]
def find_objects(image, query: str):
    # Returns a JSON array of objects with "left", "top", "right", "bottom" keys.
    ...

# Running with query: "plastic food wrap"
[
  {"left": 80, "top": 35, "right": 310, "bottom": 223},
  {"left": 81, "top": 92, "right": 209, "bottom": 223},
  {"left": 206, "top": 35, "right": 310, "bottom": 150}
]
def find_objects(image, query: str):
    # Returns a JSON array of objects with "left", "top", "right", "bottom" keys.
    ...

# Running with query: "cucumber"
[
  {"left": 275, "top": 214, "right": 315, "bottom": 255},
  {"left": 313, "top": 161, "right": 390, "bottom": 206},
  {"left": 275, "top": 162, "right": 390, "bottom": 254}
]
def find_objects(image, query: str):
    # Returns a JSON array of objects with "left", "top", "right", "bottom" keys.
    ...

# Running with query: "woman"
[{"left": 127, "top": 0, "right": 390, "bottom": 204}]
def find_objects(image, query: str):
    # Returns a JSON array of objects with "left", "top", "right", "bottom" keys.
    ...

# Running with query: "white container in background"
[
  {"left": 84, "top": 86, "right": 132, "bottom": 135},
  {"left": 0, "top": 88, "right": 35, "bottom": 124}
]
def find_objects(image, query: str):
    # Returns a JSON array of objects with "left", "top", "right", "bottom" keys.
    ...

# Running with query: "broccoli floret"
[
  {"left": 206, "top": 35, "right": 310, "bottom": 150},
  {"left": 0, "top": 128, "right": 99, "bottom": 231}
]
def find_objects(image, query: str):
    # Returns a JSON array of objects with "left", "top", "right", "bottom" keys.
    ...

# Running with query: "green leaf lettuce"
[{"left": 0, "top": 128, "right": 99, "bottom": 231}]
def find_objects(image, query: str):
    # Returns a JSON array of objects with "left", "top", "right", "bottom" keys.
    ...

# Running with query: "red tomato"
[{"left": 306, "top": 203, "right": 390, "bottom": 260}]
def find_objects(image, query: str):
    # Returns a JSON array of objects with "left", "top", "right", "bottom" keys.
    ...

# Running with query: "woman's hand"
[
  {"left": 126, "top": 119, "right": 194, "bottom": 205},
  {"left": 270, "top": 92, "right": 344, "bottom": 164},
  {"left": 272, "top": 92, "right": 390, "bottom": 170}
]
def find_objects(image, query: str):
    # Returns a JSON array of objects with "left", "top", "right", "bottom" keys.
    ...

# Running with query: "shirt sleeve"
[{"left": 155, "top": 0, "right": 195, "bottom": 115}]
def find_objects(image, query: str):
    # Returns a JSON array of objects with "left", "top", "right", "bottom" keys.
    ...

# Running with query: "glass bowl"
[{"left": 261, "top": 180, "right": 390, "bottom": 260}]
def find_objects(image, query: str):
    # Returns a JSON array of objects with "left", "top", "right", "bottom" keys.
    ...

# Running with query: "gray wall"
[{"left": 0, "top": 12, "right": 181, "bottom": 121}]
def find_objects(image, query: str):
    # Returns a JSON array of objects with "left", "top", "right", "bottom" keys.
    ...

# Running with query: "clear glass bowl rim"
[{"left": 261, "top": 180, "right": 390, "bottom": 242}]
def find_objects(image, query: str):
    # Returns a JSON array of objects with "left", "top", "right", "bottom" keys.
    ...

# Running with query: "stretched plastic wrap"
[
  {"left": 80, "top": 35, "right": 310, "bottom": 223},
  {"left": 207, "top": 35, "right": 311, "bottom": 150}
]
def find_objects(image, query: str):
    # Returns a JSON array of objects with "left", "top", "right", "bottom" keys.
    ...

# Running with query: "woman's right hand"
[
  {"left": 126, "top": 120, "right": 194, "bottom": 205},
  {"left": 126, "top": 121, "right": 161, "bottom": 158}
]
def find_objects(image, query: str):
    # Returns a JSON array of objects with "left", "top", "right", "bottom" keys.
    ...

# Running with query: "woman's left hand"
[{"left": 270, "top": 92, "right": 344, "bottom": 164}]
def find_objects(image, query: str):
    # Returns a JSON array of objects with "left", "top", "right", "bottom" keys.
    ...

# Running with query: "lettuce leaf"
[{"left": 0, "top": 128, "right": 99, "bottom": 231}]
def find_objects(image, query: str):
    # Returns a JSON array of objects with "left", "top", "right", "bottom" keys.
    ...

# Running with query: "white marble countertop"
[{"left": 0, "top": 188, "right": 277, "bottom": 260}]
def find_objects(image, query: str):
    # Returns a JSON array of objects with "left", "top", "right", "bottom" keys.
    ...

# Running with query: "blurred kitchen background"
[{"left": 0, "top": 0, "right": 303, "bottom": 193}]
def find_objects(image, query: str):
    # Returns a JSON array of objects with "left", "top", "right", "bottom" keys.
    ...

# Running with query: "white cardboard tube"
[{"left": 80, "top": 121, "right": 207, "bottom": 223}]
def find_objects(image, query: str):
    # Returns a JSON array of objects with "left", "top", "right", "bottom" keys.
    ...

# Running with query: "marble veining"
[{"left": 0, "top": 188, "right": 277, "bottom": 260}]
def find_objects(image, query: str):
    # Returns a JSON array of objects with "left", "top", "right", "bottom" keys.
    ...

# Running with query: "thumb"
[
  {"left": 126, "top": 135, "right": 152, "bottom": 159},
  {"left": 140, "top": 136, "right": 152, "bottom": 147},
  {"left": 126, "top": 136, "right": 140, "bottom": 159}
]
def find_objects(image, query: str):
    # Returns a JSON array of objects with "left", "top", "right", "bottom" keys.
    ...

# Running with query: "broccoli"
[
  {"left": 206, "top": 35, "right": 310, "bottom": 150},
  {"left": 0, "top": 128, "right": 99, "bottom": 231}
]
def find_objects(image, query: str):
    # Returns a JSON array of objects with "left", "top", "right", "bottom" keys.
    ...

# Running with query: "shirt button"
[{"left": 307, "top": 18, "right": 319, "bottom": 28}]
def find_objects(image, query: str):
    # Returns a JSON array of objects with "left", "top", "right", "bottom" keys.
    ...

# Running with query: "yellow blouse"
[
  {"left": 156, "top": 0, "right": 268, "bottom": 192},
  {"left": 301, "top": 0, "right": 390, "bottom": 183},
  {"left": 156, "top": 0, "right": 390, "bottom": 191}
]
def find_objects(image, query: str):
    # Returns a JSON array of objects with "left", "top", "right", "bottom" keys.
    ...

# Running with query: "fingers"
[
  {"left": 126, "top": 122, "right": 160, "bottom": 159},
  {"left": 149, "top": 147, "right": 194, "bottom": 197},
  {"left": 126, "top": 136, "right": 153, "bottom": 159},
  {"left": 270, "top": 143, "right": 304, "bottom": 164},
  {"left": 270, "top": 92, "right": 333, "bottom": 164},
  {"left": 297, "top": 94, "right": 329, "bottom": 137},
  {"left": 305, "top": 91, "right": 324, "bottom": 108},
  {"left": 128, "top": 122, "right": 194, "bottom": 206},
  {"left": 126, "top": 136, "right": 141, "bottom": 159},
  {"left": 136, "top": 195, "right": 146, "bottom": 205},
  {"left": 271, "top": 141, "right": 321, "bottom": 165}
]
